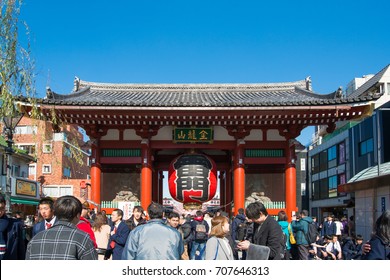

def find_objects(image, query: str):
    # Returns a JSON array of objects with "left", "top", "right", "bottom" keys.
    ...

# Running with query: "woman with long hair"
[
  {"left": 92, "top": 212, "right": 111, "bottom": 260},
  {"left": 363, "top": 209, "right": 390, "bottom": 260},
  {"left": 205, "top": 216, "right": 234, "bottom": 260}
]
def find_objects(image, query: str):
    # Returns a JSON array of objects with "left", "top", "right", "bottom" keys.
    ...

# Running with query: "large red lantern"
[{"left": 168, "top": 153, "right": 217, "bottom": 210}]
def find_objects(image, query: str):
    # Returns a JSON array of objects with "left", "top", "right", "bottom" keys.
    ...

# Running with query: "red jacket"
[{"left": 77, "top": 217, "right": 97, "bottom": 248}]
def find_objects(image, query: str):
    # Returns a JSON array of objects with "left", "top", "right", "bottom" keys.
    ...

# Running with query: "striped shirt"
[{"left": 26, "top": 220, "right": 98, "bottom": 260}]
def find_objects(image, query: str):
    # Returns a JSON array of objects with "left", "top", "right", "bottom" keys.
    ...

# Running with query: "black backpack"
[
  {"left": 181, "top": 222, "right": 192, "bottom": 240},
  {"left": 306, "top": 221, "right": 319, "bottom": 244},
  {"left": 194, "top": 220, "right": 208, "bottom": 241},
  {"left": 236, "top": 222, "right": 248, "bottom": 241}
]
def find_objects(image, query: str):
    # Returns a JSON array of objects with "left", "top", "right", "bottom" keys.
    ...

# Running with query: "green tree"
[
  {"left": 1, "top": 0, "right": 35, "bottom": 118},
  {"left": 1, "top": 0, "right": 87, "bottom": 168}
]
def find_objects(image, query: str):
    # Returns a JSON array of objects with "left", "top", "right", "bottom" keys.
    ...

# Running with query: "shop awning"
[
  {"left": 11, "top": 197, "right": 39, "bottom": 205},
  {"left": 338, "top": 161, "right": 390, "bottom": 193}
]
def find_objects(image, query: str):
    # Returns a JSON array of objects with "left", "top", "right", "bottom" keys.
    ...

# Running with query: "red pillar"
[
  {"left": 285, "top": 140, "right": 297, "bottom": 222},
  {"left": 141, "top": 139, "right": 152, "bottom": 210},
  {"left": 90, "top": 143, "right": 101, "bottom": 207},
  {"left": 233, "top": 140, "right": 245, "bottom": 215}
]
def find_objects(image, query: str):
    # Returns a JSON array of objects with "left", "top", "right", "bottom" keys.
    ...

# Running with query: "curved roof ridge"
[
  {"left": 294, "top": 87, "right": 341, "bottom": 100},
  {"left": 77, "top": 79, "right": 307, "bottom": 92},
  {"left": 46, "top": 86, "right": 90, "bottom": 100}
]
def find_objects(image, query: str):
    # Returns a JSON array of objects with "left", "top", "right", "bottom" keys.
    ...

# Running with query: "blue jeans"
[{"left": 190, "top": 241, "right": 206, "bottom": 260}]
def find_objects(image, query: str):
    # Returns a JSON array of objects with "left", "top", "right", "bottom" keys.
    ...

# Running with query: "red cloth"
[
  {"left": 77, "top": 216, "right": 97, "bottom": 248},
  {"left": 46, "top": 223, "right": 52, "bottom": 229}
]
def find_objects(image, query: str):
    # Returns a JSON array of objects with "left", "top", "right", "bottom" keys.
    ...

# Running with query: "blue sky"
[{"left": 19, "top": 0, "right": 390, "bottom": 146}]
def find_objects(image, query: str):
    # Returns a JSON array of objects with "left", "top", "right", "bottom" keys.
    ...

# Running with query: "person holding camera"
[
  {"left": 291, "top": 210, "right": 313, "bottom": 260},
  {"left": 236, "top": 202, "right": 283, "bottom": 260}
]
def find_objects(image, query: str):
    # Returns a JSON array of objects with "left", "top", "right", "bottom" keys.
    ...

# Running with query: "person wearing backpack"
[
  {"left": 190, "top": 210, "right": 210, "bottom": 260},
  {"left": 291, "top": 210, "right": 313, "bottom": 260},
  {"left": 231, "top": 208, "right": 246, "bottom": 242},
  {"left": 277, "top": 210, "right": 291, "bottom": 260}
]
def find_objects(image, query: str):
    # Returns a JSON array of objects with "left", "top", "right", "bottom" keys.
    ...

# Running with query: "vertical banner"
[{"left": 118, "top": 201, "right": 137, "bottom": 220}]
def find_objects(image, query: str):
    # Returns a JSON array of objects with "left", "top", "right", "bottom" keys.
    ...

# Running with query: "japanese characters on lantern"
[{"left": 168, "top": 153, "right": 217, "bottom": 209}]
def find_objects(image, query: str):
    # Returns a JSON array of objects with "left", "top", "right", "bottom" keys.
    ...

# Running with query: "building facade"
[
  {"left": 0, "top": 135, "right": 38, "bottom": 215},
  {"left": 12, "top": 117, "right": 91, "bottom": 202},
  {"left": 308, "top": 64, "right": 390, "bottom": 239}
]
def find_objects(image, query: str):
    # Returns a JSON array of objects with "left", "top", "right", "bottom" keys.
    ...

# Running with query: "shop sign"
[{"left": 15, "top": 179, "right": 38, "bottom": 197}]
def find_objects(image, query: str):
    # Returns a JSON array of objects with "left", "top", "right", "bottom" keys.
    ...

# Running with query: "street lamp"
[{"left": 2, "top": 112, "right": 24, "bottom": 214}]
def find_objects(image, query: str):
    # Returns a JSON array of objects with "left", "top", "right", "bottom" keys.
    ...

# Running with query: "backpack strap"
[
  {"left": 288, "top": 223, "right": 292, "bottom": 234},
  {"left": 214, "top": 238, "right": 220, "bottom": 260}
]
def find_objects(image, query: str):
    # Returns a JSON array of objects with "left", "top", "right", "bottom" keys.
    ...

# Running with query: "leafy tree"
[
  {"left": 1, "top": 0, "right": 35, "bottom": 118},
  {"left": 1, "top": 0, "right": 87, "bottom": 167}
]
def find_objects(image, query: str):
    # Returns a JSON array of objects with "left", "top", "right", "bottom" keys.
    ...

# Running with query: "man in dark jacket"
[
  {"left": 179, "top": 215, "right": 193, "bottom": 260},
  {"left": 237, "top": 202, "right": 283, "bottom": 260},
  {"left": 321, "top": 214, "right": 336, "bottom": 237},
  {"left": 0, "top": 194, "right": 25, "bottom": 260},
  {"left": 125, "top": 206, "right": 146, "bottom": 231},
  {"left": 342, "top": 234, "right": 363, "bottom": 260},
  {"left": 32, "top": 197, "right": 56, "bottom": 237},
  {"left": 105, "top": 208, "right": 130, "bottom": 260}
]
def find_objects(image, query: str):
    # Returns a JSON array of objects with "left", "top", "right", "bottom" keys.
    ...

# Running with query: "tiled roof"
[{"left": 37, "top": 79, "right": 379, "bottom": 108}]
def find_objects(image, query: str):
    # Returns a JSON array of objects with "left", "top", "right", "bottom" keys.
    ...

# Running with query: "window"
[
  {"left": 63, "top": 167, "right": 71, "bottom": 178},
  {"left": 29, "top": 164, "right": 36, "bottom": 175},
  {"left": 16, "top": 144, "right": 36, "bottom": 155},
  {"left": 359, "top": 138, "right": 373, "bottom": 156},
  {"left": 312, "top": 154, "right": 320, "bottom": 174},
  {"left": 300, "top": 158, "right": 306, "bottom": 171},
  {"left": 53, "top": 132, "right": 68, "bottom": 141},
  {"left": 14, "top": 125, "right": 37, "bottom": 135},
  {"left": 42, "top": 164, "right": 52, "bottom": 174},
  {"left": 43, "top": 143, "right": 52, "bottom": 153},
  {"left": 12, "top": 165, "right": 20, "bottom": 177},
  {"left": 328, "top": 176, "right": 338, "bottom": 198},
  {"left": 64, "top": 147, "right": 72, "bottom": 158},
  {"left": 312, "top": 180, "right": 320, "bottom": 200},
  {"left": 319, "top": 178, "right": 328, "bottom": 199},
  {"left": 328, "top": 146, "right": 337, "bottom": 161},
  {"left": 301, "top": 182, "right": 306, "bottom": 196},
  {"left": 319, "top": 150, "right": 328, "bottom": 172},
  {"left": 328, "top": 146, "right": 337, "bottom": 168},
  {"left": 43, "top": 185, "right": 72, "bottom": 197}
]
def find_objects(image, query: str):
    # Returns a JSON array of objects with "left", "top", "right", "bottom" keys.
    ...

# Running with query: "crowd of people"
[{"left": 0, "top": 193, "right": 389, "bottom": 260}]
